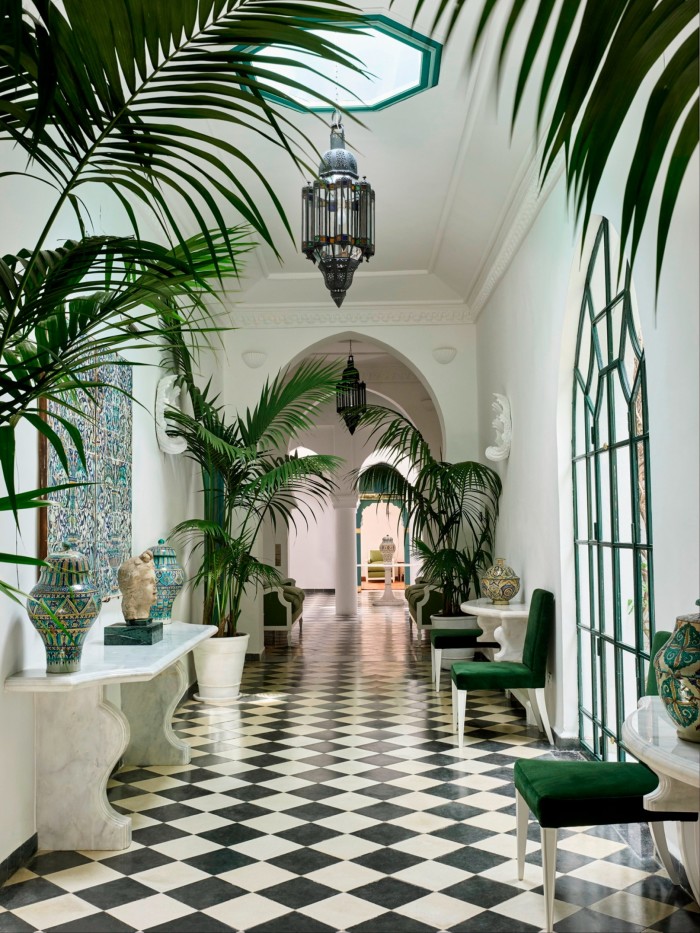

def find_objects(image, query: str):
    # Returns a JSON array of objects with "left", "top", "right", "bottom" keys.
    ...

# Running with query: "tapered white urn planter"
[{"left": 193, "top": 633, "right": 249, "bottom": 702}]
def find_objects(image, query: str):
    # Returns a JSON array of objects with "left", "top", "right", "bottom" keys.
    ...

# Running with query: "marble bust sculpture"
[
  {"left": 485, "top": 393, "right": 512, "bottom": 461},
  {"left": 155, "top": 374, "right": 187, "bottom": 455},
  {"left": 118, "top": 550, "right": 157, "bottom": 623}
]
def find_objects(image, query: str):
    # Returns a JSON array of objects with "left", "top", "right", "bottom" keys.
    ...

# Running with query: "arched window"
[{"left": 572, "top": 219, "right": 654, "bottom": 761}]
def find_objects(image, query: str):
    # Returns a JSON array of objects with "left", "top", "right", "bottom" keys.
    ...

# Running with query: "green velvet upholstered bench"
[
  {"left": 430, "top": 627, "right": 498, "bottom": 691},
  {"left": 514, "top": 629, "right": 699, "bottom": 932}
]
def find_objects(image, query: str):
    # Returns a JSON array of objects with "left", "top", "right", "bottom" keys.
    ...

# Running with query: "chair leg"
[
  {"left": 532, "top": 687, "right": 555, "bottom": 745},
  {"left": 299, "top": 617, "right": 303, "bottom": 636},
  {"left": 516, "top": 790, "right": 528, "bottom": 881},
  {"left": 541, "top": 826, "right": 557, "bottom": 933},
  {"left": 457, "top": 688, "right": 467, "bottom": 749},
  {"left": 287, "top": 627, "right": 292, "bottom": 647},
  {"left": 650, "top": 822, "right": 680, "bottom": 884},
  {"left": 435, "top": 649, "right": 443, "bottom": 691},
  {"left": 451, "top": 679, "right": 457, "bottom": 731}
]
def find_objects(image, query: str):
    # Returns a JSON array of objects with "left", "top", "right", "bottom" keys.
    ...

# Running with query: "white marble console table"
[
  {"left": 623, "top": 696, "right": 700, "bottom": 904},
  {"left": 5, "top": 622, "right": 215, "bottom": 852},
  {"left": 460, "top": 598, "right": 530, "bottom": 661}
]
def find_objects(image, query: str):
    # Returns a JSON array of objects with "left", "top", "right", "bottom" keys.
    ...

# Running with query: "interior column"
[{"left": 333, "top": 493, "right": 359, "bottom": 618}]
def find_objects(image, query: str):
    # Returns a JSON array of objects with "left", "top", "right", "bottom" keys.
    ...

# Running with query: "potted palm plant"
[
  {"left": 355, "top": 406, "right": 502, "bottom": 624},
  {"left": 167, "top": 359, "right": 343, "bottom": 701}
]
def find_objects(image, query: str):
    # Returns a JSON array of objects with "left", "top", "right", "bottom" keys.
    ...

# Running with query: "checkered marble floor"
[{"left": 2, "top": 593, "right": 699, "bottom": 932}]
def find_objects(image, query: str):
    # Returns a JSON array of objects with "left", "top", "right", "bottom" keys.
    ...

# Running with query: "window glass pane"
[
  {"left": 576, "top": 543, "right": 592, "bottom": 629},
  {"left": 589, "top": 244, "right": 609, "bottom": 315},
  {"left": 574, "top": 459, "right": 589, "bottom": 539},
  {"left": 609, "top": 295, "right": 625, "bottom": 363},
  {"left": 616, "top": 445, "right": 633, "bottom": 544},
  {"left": 622, "top": 648, "right": 641, "bottom": 723},
  {"left": 576, "top": 303, "right": 593, "bottom": 389},
  {"left": 596, "top": 450, "right": 611, "bottom": 543},
  {"left": 599, "top": 546, "right": 615, "bottom": 636},
  {"left": 618, "top": 547, "right": 637, "bottom": 649},
  {"left": 637, "top": 548, "right": 652, "bottom": 653},
  {"left": 604, "top": 639, "right": 619, "bottom": 752},
  {"left": 594, "top": 377, "right": 609, "bottom": 448},
  {"left": 579, "top": 630, "right": 594, "bottom": 716},
  {"left": 612, "top": 368, "right": 630, "bottom": 445},
  {"left": 635, "top": 441, "right": 649, "bottom": 546}
]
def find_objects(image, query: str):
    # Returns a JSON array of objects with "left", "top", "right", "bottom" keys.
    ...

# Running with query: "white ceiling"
[{"left": 225, "top": 0, "right": 560, "bottom": 323}]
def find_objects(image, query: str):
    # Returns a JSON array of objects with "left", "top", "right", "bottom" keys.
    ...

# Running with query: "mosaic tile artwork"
[
  {"left": 2, "top": 593, "right": 698, "bottom": 932},
  {"left": 45, "top": 356, "right": 132, "bottom": 599}
]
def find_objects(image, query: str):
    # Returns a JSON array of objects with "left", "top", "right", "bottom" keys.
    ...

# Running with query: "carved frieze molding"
[{"left": 231, "top": 301, "right": 474, "bottom": 329}]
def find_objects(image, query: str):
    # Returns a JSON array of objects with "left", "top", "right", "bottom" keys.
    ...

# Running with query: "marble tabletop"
[
  {"left": 460, "top": 598, "right": 530, "bottom": 618},
  {"left": 622, "top": 695, "right": 700, "bottom": 793},
  {"left": 5, "top": 621, "right": 216, "bottom": 692}
]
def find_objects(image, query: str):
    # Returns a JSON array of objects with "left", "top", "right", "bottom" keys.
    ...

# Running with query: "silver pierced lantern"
[{"left": 302, "top": 112, "right": 375, "bottom": 308}]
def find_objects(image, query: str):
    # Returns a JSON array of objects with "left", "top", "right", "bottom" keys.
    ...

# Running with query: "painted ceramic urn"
[
  {"left": 481, "top": 558, "right": 521, "bottom": 605},
  {"left": 26, "top": 542, "right": 102, "bottom": 673},
  {"left": 379, "top": 535, "right": 396, "bottom": 564},
  {"left": 149, "top": 539, "right": 185, "bottom": 623},
  {"left": 654, "top": 604, "right": 700, "bottom": 743}
]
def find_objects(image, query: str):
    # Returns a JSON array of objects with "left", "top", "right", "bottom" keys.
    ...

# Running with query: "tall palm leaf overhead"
[
  {"left": 405, "top": 0, "right": 698, "bottom": 291},
  {"left": 0, "top": 0, "right": 365, "bottom": 267}
]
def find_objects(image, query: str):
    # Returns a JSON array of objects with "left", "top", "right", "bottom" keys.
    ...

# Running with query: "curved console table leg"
[
  {"left": 36, "top": 687, "right": 130, "bottom": 851},
  {"left": 122, "top": 659, "right": 190, "bottom": 766},
  {"left": 679, "top": 820, "right": 700, "bottom": 905},
  {"left": 492, "top": 619, "right": 526, "bottom": 662}
]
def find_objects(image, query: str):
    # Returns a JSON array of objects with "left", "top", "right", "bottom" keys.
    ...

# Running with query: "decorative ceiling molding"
[
  {"left": 231, "top": 301, "right": 474, "bottom": 328},
  {"left": 467, "top": 149, "right": 565, "bottom": 320}
]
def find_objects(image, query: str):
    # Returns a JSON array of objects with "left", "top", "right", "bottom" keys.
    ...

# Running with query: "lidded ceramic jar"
[
  {"left": 379, "top": 535, "right": 396, "bottom": 563},
  {"left": 481, "top": 558, "right": 521, "bottom": 605},
  {"left": 149, "top": 539, "right": 185, "bottom": 623},
  {"left": 26, "top": 542, "right": 102, "bottom": 673},
  {"left": 654, "top": 605, "right": 700, "bottom": 743}
]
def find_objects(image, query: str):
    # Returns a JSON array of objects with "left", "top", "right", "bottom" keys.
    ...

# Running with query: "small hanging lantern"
[
  {"left": 336, "top": 343, "right": 366, "bottom": 435},
  {"left": 302, "top": 111, "right": 375, "bottom": 307}
]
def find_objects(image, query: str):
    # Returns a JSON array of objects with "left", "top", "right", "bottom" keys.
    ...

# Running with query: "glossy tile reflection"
[{"left": 1, "top": 594, "right": 698, "bottom": 932}]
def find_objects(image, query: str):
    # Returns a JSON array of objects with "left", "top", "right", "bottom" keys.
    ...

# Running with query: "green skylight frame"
[{"left": 239, "top": 15, "right": 442, "bottom": 113}]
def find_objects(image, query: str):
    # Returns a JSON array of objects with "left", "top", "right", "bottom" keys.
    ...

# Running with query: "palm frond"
[{"left": 405, "top": 0, "right": 699, "bottom": 292}]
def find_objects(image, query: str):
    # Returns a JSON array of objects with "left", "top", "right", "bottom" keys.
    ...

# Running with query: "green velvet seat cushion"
[
  {"left": 451, "top": 660, "right": 540, "bottom": 690},
  {"left": 430, "top": 627, "right": 484, "bottom": 648},
  {"left": 514, "top": 759, "right": 699, "bottom": 828},
  {"left": 369, "top": 550, "right": 383, "bottom": 562}
]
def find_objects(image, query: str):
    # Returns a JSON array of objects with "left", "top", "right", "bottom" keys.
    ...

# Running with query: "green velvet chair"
[
  {"left": 263, "top": 581, "right": 304, "bottom": 646},
  {"left": 451, "top": 588, "right": 555, "bottom": 747},
  {"left": 430, "top": 626, "right": 498, "bottom": 691},
  {"left": 514, "top": 629, "right": 699, "bottom": 932}
]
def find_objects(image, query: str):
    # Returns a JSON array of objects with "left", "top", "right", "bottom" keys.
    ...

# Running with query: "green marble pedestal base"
[{"left": 104, "top": 620, "right": 163, "bottom": 645}]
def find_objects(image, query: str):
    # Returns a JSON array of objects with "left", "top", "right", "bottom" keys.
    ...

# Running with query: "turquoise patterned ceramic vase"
[
  {"left": 654, "top": 605, "right": 700, "bottom": 743},
  {"left": 26, "top": 542, "right": 102, "bottom": 673},
  {"left": 149, "top": 539, "right": 185, "bottom": 623},
  {"left": 481, "top": 558, "right": 521, "bottom": 605}
]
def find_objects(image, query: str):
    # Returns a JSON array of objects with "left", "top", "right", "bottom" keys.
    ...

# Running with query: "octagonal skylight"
[{"left": 251, "top": 15, "right": 441, "bottom": 112}]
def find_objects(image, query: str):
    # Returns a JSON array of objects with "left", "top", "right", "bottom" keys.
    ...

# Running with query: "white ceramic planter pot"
[
  {"left": 431, "top": 614, "right": 478, "bottom": 669},
  {"left": 193, "top": 633, "right": 250, "bottom": 703}
]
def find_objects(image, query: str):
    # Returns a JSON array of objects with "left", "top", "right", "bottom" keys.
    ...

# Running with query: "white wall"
[
  {"left": 475, "top": 156, "right": 699, "bottom": 739},
  {"left": 221, "top": 323, "right": 479, "bottom": 461}
]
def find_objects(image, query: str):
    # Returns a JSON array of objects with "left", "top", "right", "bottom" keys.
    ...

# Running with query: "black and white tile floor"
[{"left": 2, "top": 593, "right": 699, "bottom": 932}]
